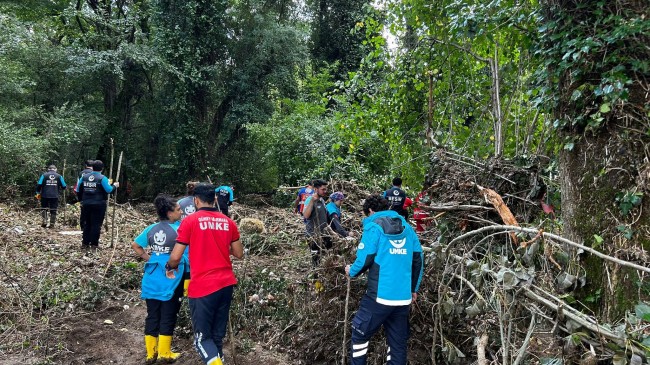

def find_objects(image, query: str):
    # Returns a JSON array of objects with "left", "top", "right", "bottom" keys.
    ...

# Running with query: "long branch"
[{"left": 446, "top": 225, "right": 650, "bottom": 274}]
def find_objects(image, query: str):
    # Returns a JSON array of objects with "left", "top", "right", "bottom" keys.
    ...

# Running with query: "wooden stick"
[
  {"left": 476, "top": 333, "right": 489, "bottom": 365},
  {"left": 418, "top": 204, "right": 494, "bottom": 212},
  {"left": 229, "top": 311, "right": 237, "bottom": 365},
  {"left": 447, "top": 225, "right": 650, "bottom": 274},
  {"left": 62, "top": 159, "right": 67, "bottom": 225},
  {"left": 103, "top": 152, "right": 122, "bottom": 277},
  {"left": 105, "top": 139, "right": 114, "bottom": 231},
  {"left": 108, "top": 138, "right": 115, "bottom": 184},
  {"left": 110, "top": 152, "right": 123, "bottom": 248},
  {"left": 342, "top": 274, "right": 351, "bottom": 365}
]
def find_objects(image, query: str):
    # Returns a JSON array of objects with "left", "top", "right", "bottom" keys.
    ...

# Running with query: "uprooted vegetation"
[{"left": 2, "top": 154, "right": 650, "bottom": 364}]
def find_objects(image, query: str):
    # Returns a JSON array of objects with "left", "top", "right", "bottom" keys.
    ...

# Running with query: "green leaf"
[
  {"left": 593, "top": 234, "right": 604, "bottom": 248},
  {"left": 634, "top": 303, "right": 650, "bottom": 320},
  {"left": 599, "top": 103, "right": 611, "bottom": 113}
]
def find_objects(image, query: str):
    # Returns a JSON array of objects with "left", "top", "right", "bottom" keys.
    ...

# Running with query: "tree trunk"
[
  {"left": 546, "top": 0, "right": 650, "bottom": 320},
  {"left": 560, "top": 129, "right": 650, "bottom": 321}
]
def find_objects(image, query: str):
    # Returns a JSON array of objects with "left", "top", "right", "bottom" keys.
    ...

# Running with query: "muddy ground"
[{"left": 0, "top": 201, "right": 301, "bottom": 365}]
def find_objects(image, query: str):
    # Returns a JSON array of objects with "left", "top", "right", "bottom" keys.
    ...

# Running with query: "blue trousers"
[
  {"left": 189, "top": 285, "right": 234, "bottom": 364},
  {"left": 350, "top": 295, "right": 410, "bottom": 365}
]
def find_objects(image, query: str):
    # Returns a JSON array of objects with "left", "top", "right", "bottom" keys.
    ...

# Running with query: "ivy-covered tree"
[{"left": 537, "top": 0, "right": 650, "bottom": 320}]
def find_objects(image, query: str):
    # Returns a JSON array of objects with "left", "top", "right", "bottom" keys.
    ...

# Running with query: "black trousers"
[
  {"left": 145, "top": 280, "right": 184, "bottom": 336},
  {"left": 80, "top": 203, "right": 107, "bottom": 246},
  {"left": 41, "top": 198, "right": 59, "bottom": 222},
  {"left": 189, "top": 285, "right": 235, "bottom": 363},
  {"left": 308, "top": 235, "right": 333, "bottom": 267}
]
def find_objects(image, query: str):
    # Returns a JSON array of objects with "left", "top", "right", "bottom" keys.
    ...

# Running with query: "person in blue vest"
[
  {"left": 326, "top": 191, "right": 354, "bottom": 238},
  {"left": 383, "top": 177, "right": 408, "bottom": 219},
  {"left": 131, "top": 195, "right": 188, "bottom": 363},
  {"left": 75, "top": 160, "right": 118, "bottom": 249},
  {"left": 178, "top": 181, "right": 198, "bottom": 221},
  {"left": 35, "top": 165, "right": 67, "bottom": 228},
  {"left": 75, "top": 160, "right": 95, "bottom": 229},
  {"left": 345, "top": 193, "right": 424, "bottom": 365},
  {"left": 215, "top": 184, "right": 234, "bottom": 216}
]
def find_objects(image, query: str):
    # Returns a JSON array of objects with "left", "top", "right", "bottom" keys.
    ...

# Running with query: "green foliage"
[
  {"left": 615, "top": 191, "right": 643, "bottom": 216},
  {"left": 308, "top": 0, "right": 371, "bottom": 80},
  {"left": 535, "top": 1, "right": 650, "bottom": 133}
]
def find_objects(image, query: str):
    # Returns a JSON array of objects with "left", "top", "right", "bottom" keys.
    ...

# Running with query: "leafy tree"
[
  {"left": 151, "top": 0, "right": 307, "bottom": 190},
  {"left": 308, "top": 0, "right": 371, "bottom": 80},
  {"left": 537, "top": 0, "right": 650, "bottom": 320}
]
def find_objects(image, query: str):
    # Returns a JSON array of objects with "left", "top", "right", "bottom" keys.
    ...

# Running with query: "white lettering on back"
[{"left": 199, "top": 217, "right": 230, "bottom": 231}]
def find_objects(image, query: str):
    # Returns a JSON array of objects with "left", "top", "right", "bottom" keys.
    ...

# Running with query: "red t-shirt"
[{"left": 176, "top": 208, "right": 241, "bottom": 298}]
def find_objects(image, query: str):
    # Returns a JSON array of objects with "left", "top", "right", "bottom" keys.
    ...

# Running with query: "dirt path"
[{"left": 0, "top": 203, "right": 295, "bottom": 365}]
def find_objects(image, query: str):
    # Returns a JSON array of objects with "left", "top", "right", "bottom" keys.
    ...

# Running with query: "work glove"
[
  {"left": 112, "top": 182, "right": 120, "bottom": 188},
  {"left": 35, "top": 193, "right": 41, "bottom": 200}
]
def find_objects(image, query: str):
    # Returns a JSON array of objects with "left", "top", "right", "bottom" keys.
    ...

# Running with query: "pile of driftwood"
[{"left": 278, "top": 151, "right": 650, "bottom": 364}]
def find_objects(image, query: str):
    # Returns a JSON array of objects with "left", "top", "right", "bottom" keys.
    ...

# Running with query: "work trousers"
[
  {"left": 189, "top": 285, "right": 234, "bottom": 364},
  {"left": 80, "top": 203, "right": 107, "bottom": 246},
  {"left": 308, "top": 235, "right": 332, "bottom": 267},
  {"left": 145, "top": 279, "right": 184, "bottom": 336},
  {"left": 41, "top": 198, "right": 59, "bottom": 224},
  {"left": 350, "top": 295, "right": 410, "bottom": 365}
]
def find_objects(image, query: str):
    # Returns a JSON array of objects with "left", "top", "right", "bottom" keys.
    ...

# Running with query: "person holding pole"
[
  {"left": 165, "top": 183, "right": 243, "bottom": 365},
  {"left": 75, "top": 160, "right": 119, "bottom": 249},
  {"left": 35, "top": 165, "right": 67, "bottom": 228},
  {"left": 345, "top": 193, "right": 424, "bottom": 365},
  {"left": 302, "top": 179, "right": 332, "bottom": 268}
]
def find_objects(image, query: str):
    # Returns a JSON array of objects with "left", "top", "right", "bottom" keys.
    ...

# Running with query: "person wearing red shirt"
[
  {"left": 166, "top": 183, "right": 244, "bottom": 365},
  {"left": 413, "top": 183, "right": 432, "bottom": 233}
]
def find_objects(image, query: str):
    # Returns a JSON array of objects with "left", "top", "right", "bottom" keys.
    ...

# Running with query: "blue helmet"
[{"left": 329, "top": 191, "right": 345, "bottom": 201}]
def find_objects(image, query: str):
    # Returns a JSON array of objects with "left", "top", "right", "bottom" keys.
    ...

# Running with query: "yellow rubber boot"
[
  {"left": 207, "top": 356, "right": 224, "bottom": 365},
  {"left": 157, "top": 335, "right": 181, "bottom": 363},
  {"left": 183, "top": 279, "right": 190, "bottom": 297},
  {"left": 145, "top": 335, "right": 157, "bottom": 364}
]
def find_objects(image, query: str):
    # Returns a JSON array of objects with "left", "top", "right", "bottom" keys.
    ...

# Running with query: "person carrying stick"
[
  {"left": 345, "top": 193, "right": 424, "bottom": 365},
  {"left": 75, "top": 160, "right": 119, "bottom": 250}
]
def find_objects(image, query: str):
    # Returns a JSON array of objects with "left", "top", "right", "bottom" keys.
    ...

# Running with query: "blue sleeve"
[
  {"left": 134, "top": 225, "right": 153, "bottom": 248},
  {"left": 326, "top": 203, "right": 338, "bottom": 217},
  {"left": 228, "top": 187, "right": 234, "bottom": 202},
  {"left": 59, "top": 176, "right": 67, "bottom": 189},
  {"left": 382, "top": 190, "right": 387, "bottom": 197},
  {"left": 36, "top": 175, "right": 44, "bottom": 193},
  {"left": 75, "top": 177, "right": 82, "bottom": 193},
  {"left": 411, "top": 229, "right": 424, "bottom": 292},
  {"left": 349, "top": 225, "right": 379, "bottom": 277},
  {"left": 304, "top": 196, "right": 312, "bottom": 207},
  {"left": 101, "top": 177, "right": 114, "bottom": 193}
]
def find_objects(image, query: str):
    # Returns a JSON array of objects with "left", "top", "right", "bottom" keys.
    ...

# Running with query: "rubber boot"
[
  {"left": 145, "top": 335, "right": 157, "bottom": 364},
  {"left": 41, "top": 212, "right": 48, "bottom": 228},
  {"left": 207, "top": 356, "right": 224, "bottom": 365},
  {"left": 157, "top": 335, "right": 181, "bottom": 363},
  {"left": 48, "top": 214, "right": 56, "bottom": 229}
]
